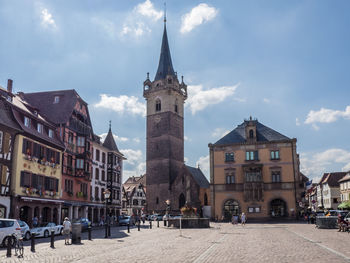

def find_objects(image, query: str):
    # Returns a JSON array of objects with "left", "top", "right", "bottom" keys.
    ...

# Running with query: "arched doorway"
[
  {"left": 42, "top": 207, "right": 51, "bottom": 223},
  {"left": 223, "top": 200, "right": 240, "bottom": 221},
  {"left": 270, "top": 199, "right": 287, "bottom": 217},
  {"left": 179, "top": 193, "right": 186, "bottom": 209},
  {"left": 19, "top": 206, "right": 31, "bottom": 224}
]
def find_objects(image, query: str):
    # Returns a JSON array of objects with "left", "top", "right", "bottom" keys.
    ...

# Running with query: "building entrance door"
[
  {"left": 223, "top": 200, "right": 240, "bottom": 221},
  {"left": 270, "top": 199, "right": 286, "bottom": 217}
]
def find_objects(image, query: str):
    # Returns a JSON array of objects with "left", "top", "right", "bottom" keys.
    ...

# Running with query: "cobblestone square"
[{"left": 1, "top": 222, "right": 350, "bottom": 263}]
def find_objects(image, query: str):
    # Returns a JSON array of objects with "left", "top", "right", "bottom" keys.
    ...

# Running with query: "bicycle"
[{"left": 12, "top": 234, "right": 24, "bottom": 258}]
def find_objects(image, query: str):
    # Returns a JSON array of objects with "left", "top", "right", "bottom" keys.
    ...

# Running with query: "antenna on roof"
[{"left": 164, "top": 2, "right": 167, "bottom": 24}]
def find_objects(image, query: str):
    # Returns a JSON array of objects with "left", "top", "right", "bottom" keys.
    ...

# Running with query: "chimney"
[{"left": 7, "top": 79, "right": 13, "bottom": 93}]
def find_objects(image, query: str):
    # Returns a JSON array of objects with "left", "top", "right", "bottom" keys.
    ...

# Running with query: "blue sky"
[{"left": 1, "top": 0, "right": 350, "bottom": 183}]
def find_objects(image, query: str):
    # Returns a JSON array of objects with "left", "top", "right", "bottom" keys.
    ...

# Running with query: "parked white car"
[
  {"left": 18, "top": 220, "right": 31, "bottom": 240},
  {"left": 30, "top": 222, "right": 63, "bottom": 238},
  {"left": 0, "top": 219, "right": 22, "bottom": 247}
]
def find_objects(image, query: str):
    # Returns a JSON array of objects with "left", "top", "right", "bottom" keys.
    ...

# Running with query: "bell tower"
[{"left": 143, "top": 18, "right": 187, "bottom": 212}]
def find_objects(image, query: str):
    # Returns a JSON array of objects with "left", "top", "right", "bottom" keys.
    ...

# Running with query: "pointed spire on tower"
[
  {"left": 154, "top": 5, "right": 175, "bottom": 81},
  {"left": 103, "top": 121, "right": 119, "bottom": 152},
  {"left": 164, "top": 2, "right": 167, "bottom": 24}
]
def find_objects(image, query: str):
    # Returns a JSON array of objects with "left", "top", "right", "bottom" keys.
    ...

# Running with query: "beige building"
[
  {"left": 209, "top": 118, "right": 306, "bottom": 221},
  {"left": 339, "top": 173, "right": 350, "bottom": 204}
]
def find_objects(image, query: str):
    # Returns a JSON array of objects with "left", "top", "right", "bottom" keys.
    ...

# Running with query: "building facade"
[
  {"left": 209, "top": 118, "right": 306, "bottom": 221},
  {"left": 339, "top": 173, "right": 350, "bottom": 204},
  {"left": 318, "top": 172, "right": 345, "bottom": 210},
  {"left": 91, "top": 126, "right": 125, "bottom": 224},
  {"left": 0, "top": 80, "right": 21, "bottom": 218},
  {"left": 9, "top": 92, "right": 65, "bottom": 226},
  {"left": 22, "top": 90, "right": 93, "bottom": 222},
  {"left": 122, "top": 175, "right": 146, "bottom": 216}
]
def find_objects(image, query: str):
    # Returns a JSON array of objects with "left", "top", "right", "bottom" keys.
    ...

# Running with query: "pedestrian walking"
[
  {"left": 234, "top": 215, "right": 238, "bottom": 225},
  {"left": 241, "top": 212, "right": 246, "bottom": 226},
  {"left": 32, "top": 216, "right": 38, "bottom": 228},
  {"left": 63, "top": 217, "right": 72, "bottom": 245}
]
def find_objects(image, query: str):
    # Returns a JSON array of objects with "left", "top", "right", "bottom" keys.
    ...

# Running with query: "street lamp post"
[
  {"left": 104, "top": 189, "right": 111, "bottom": 238},
  {"left": 165, "top": 199, "right": 171, "bottom": 226}
]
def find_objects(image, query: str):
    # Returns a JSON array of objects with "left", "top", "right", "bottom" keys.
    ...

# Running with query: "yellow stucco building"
[
  {"left": 209, "top": 118, "right": 306, "bottom": 221},
  {"left": 10, "top": 94, "right": 65, "bottom": 226}
]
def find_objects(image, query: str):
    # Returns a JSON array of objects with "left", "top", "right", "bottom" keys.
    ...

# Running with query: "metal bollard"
[
  {"left": 50, "top": 230, "right": 55, "bottom": 248},
  {"left": 127, "top": 223, "right": 130, "bottom": 233},
  {"left": 31, "top": 233, "right": 36, "bottom": 253},
  {"left": 157, "top": 219, "right": 159, "bottom": 228},
  {"left": 138, "top": 221, "right": 140, "bottom": 231},
  {"left": 164, "top": 219, "right": 166, "bottom": 227},
  {"left": 108, "top": 224, "right": 111, "bottom": 237},
  {"left": 150, "top": 220, "right": 152, "bottom": 229},
  {"left": 88, "top": 226, "right": 92, "bottom": 240},
  {"left": 105, "top": 223, "right": 108, "bottom": 238},
  {"left": 6, "top": 236, "right": 11, "bottom": 258}
]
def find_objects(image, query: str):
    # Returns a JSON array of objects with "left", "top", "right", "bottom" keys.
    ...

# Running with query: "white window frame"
[
  {"left": 77, "top": 136, "right": 85, "bottom": 147},
  {"left": 24, "top": 116, "right": 30, "bottom": 127},
  {"left": 54, "top": 96, "right": 59, "bottom": 103},
  {"left": 37, "top": 123, "right": 43, "bottom": 133},
  {"left": 48, "top": 129, "right": 54, "bottom": 138}
]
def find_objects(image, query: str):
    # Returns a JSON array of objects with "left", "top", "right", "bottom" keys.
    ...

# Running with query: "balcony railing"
[{"left": 69, "top": 118, "right": 92, "bottom": 135}]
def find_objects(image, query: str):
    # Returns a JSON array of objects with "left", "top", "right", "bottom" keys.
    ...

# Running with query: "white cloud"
[
  {"left": 180, "top": 3, "right": 218, "bottom": 34},
  {"left": 94, "top": 94, "right": 146, "bottom": 116},
  {"left": 296, "top": 118, "right": 301, "bottom": 126},
  {"left": 304, "top": 106, "right": 350, "bottom": 125},
  {"left": 196, "top": 155, "right": 209, "bottom": 179},
  {"left": 135, "top": 0, "right": 163, "bottom": 21},
  {"left": 99, "top": 133, "right": 129, "bottom": 143},
  {"left": 263, "top": 98, "right": 270, "bottom": 103},
  {"left": 184, "top": 157, "right": 189, "bottom": 163},
  {"left": 133, "top": 138, "right": 141, "bottom": 143},
  {"left": 121, "top": 0, "right": 162, "bottom": 37},
  {"left": 300, "top": 148, "right": 350, "bottom": 180},
  {"left": 120, "top": 149, "right": 143, "bottom": 166},
  {"left": 120, "top": 149, "right": 145, "bottom": 181},
  {"left": 123, "top": 162, "right": 146, "bottom": 181},
  {"left": 186, "top": 84, "right": 239, "bottom": 115},
  {"left": 40, "top": 8, "right": 57, "bottom": 30},
  {"left": 212, "top": 128, "right": 230, "bottom": 138}
]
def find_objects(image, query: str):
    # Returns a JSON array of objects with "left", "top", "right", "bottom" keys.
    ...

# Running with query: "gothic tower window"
[
  {"left": 174, "top": 99, "right": 178, "bottom": 113},
  {"left": 249, "top": 130, "right": 254, "bottom": 138},
  {"left": 155, "top": 99, "right": 161, "bottom": 112}
]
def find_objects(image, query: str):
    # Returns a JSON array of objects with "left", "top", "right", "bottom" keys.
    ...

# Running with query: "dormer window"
[
  {"left": 37, "top": 123, "right": 43, "bottom": 133},
  {"left": 249, "top": 130, "right": 254, "bottom": 138},
  {"left": 54, "top": 96, "right": 60, "bottom": 104},
  {"left": 24, "top": 116, "right": 30, "bottom": 127},
  {"left": 155, "top": 99, "right": 161, "bottom": 112},
  {"left": 48, "top": 129, "right": 54, "bottom": 138}
]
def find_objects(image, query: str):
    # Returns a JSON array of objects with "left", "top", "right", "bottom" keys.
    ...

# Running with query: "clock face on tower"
[{"left": 154, "top": 115, "right": 161, "bottom": 123}]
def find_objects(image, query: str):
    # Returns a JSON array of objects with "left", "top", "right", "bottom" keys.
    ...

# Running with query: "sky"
[{"left": 1, "top": 0, "right": 350, "bottom": 184}]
